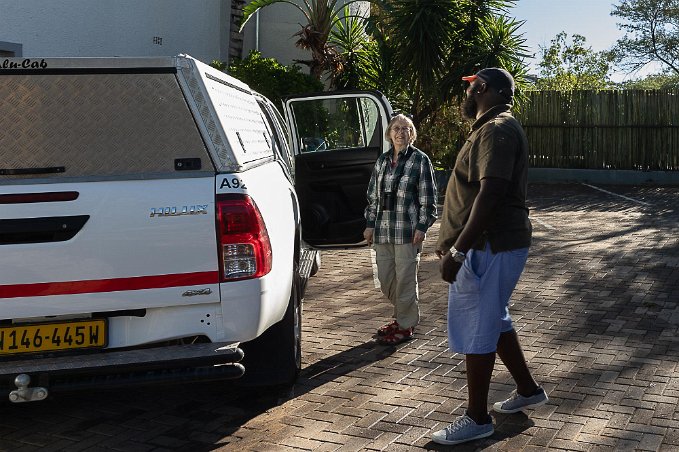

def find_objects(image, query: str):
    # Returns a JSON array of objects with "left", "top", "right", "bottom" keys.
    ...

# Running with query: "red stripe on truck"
[{"left": 0, "top": 271, "right": 219, "bottom": 299}]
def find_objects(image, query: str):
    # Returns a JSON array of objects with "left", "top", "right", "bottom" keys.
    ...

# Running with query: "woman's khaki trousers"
[{"left": 373, "top": 243, "right": 421, "bottom": 329}]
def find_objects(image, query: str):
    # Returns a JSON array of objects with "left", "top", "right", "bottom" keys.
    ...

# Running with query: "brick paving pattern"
[{"left": 0, "top": 183, "right": 677, "bottom": 451}]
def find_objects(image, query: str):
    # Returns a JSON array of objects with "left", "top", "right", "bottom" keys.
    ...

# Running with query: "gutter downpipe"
[{"left": 255, "top": 11, "right": 260, "bottom": 51}]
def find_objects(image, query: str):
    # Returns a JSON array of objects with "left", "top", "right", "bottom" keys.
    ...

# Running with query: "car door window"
[
  {"left": 289, "top": 97, "right": 381, "bottom": 154},
  {"left": 284, "top": 92, "right": 392, "bottom": 246}
]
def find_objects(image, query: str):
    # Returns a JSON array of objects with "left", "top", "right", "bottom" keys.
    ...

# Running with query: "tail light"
[{"left": 216, "top": 194, "right": 272, "bottom": 281}]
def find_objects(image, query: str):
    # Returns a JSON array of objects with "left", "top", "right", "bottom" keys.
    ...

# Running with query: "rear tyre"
[{"left": 238, "top": 272, "right": 302, "bottom": 386}]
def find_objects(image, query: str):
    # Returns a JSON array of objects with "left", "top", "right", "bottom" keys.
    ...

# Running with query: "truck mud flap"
[{"left": 0, "top": 342, "right": 244, "bottom": 399}]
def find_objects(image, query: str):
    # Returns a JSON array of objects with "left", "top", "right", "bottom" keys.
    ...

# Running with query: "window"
[
  {"left": 289, "top": 96, "right": 381, "bottom": 153},
  {"left": 0, "top": 41, "right": 22, "bottom": 57}
]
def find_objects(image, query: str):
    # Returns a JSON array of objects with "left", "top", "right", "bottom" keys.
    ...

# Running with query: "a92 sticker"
[{"left": 219, "top": 176, "right": 247, "bottom": 190}]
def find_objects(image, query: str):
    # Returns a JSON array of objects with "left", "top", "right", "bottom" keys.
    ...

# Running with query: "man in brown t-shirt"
[{"left": 431, "top": 68, "right": 549, "bottom": 446}]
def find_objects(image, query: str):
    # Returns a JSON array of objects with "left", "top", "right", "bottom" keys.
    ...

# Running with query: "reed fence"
[{"left": 516, "top": 90, "right": 679, "bottom": 170}]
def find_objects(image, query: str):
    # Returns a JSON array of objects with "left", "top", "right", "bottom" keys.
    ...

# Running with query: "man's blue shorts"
[{"left": 447, "top": 244, "right": 529, "bottom": 354}]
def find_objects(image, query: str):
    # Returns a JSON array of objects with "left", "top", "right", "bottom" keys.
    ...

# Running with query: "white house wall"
[
  {"left": 241, "top": 2, "right": 309, "bottom": 67},
  {"left": 0, "top": 0, "right": 228, "bottom": 63}
]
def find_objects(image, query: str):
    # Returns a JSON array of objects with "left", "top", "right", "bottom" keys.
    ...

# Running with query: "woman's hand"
[
  {"left": 363, "top": 228, "right": 374, "bottom": 246},
  {"left": 412, "top": 230, "right": 426, "bottom": 245}
]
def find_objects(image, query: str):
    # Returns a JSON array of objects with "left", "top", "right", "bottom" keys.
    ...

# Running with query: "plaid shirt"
[{"left": 365, "top": 145, "right": 438, "bottom": 244}]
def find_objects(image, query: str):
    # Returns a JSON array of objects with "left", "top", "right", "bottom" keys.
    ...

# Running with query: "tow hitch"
[{"left": 9, "top": 374, "right": 48, "bottom": 403}]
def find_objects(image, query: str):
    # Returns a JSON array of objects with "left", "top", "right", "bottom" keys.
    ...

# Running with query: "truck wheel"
[{"left": 238, "top": 273, "right": 302, "bottom": 386}]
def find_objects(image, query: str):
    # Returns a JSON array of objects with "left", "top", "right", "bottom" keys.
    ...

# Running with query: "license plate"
[{"left": 0, "top": 319, "right": 107, "bottom": 355}]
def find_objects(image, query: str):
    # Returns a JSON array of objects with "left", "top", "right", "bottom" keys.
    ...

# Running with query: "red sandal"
[
  {"left": 377, "top": 320, "right": 399, "bottom": 337},
  {"left": 377, "top": 326, "right": 413, "bottom": 345}
]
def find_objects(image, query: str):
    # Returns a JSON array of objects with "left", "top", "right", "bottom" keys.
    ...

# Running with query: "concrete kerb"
[
  {"left": 528, "top": 168, "right": 679, "bottom": 185},
  {"left": 435, "top": 169, "right": 679, "bottom": 198}
]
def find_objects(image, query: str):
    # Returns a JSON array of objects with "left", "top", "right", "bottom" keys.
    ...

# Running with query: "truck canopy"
[{"left": 0, "top": 55, "right": 271, "bottom": 181}]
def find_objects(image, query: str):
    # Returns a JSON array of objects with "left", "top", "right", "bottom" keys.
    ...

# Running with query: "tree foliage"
[
  {"left": 239, "top": 0, "right": 367, "bottom": 80},
  {"left": 327, "top": 6, "right": 375, "bottom": 90},
  {"left": 236, "top": 1, "right": 531, "bottom": 167},
  {"left": 611, "top": 0, "right": 679, "bottom": 75},
  {"left": 354, "top": 0, "right": 530, "bottom": 167},
  {"left": 362, "top": 0, "right": 529, "bottom": 129},
  {"left": 616, "top": 72, "right": 679, "bottom": 88},
  {"left": 535, "top": 32, "right": 615, "bottom": 90},
  {"left": 213, "top": 51, "right": 323, "bottom": 110}
]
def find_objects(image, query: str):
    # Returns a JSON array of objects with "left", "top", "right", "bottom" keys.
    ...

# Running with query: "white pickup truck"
[{"left": 0, "top": 55, "right": 393, "bottom": 402}]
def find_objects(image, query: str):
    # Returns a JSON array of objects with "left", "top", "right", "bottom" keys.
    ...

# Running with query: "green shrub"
[
  {"left": 417, "top": 104, "right": 468, "bottom": 170},
  {"left": 212, "top": 51, "right": 323, "bottom": 112}
]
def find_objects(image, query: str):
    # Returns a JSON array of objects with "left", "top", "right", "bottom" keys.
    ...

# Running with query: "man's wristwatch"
[{"left": 450, "top": 247, "right": 466, "bottom": 263}]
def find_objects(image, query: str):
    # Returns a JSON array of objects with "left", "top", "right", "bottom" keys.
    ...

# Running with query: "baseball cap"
[{"left": 462, "top": 67, "right": 515, "bottom": 98}]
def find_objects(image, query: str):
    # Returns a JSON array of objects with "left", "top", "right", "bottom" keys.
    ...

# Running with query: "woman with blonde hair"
[{"left": 363, "top": 114, "right": 437, "bottom": 345}]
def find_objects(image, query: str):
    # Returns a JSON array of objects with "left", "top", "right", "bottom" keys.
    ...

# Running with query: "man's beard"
[{"left": 461, "top": 93, "right": 478, "bottom": 120}]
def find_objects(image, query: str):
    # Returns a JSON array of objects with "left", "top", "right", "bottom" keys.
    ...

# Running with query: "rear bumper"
[{"left": 0, "top": 342, "right": 244, "bottom": 397}]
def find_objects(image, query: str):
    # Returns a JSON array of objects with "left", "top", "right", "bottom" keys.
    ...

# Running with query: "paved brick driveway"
[{"left": 0, "top": 183, "right": 678, "bottom": 451}]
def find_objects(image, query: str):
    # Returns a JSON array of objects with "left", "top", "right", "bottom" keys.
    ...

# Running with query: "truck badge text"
[
  {"left": 149, "top": 205, "right": 208, "bottom": 217},
  {"left": 1, "top": 58, "right": 48, "bottom": 69}
]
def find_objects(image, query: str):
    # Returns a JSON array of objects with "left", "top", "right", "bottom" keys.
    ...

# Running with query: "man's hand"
[
  {"left": 363, "top": 227, "right": 374, "bottom": 246},
  {"left": 412, "top": 230, "right": 426, "bottom": 245},
  {"left": 439, "top": 251, "right": 463, "bottom": 284}
]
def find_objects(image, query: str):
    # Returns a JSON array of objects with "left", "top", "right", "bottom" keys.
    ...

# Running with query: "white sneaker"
[
  {"left": 493, "top": 387, "right": 549, "bottom": 414},
  {"left": 431, "top": 413, "right": 494, "bottom": 446}
]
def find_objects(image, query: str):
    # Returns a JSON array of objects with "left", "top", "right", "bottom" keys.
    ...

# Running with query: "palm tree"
[
  {"left": 239, "top": 0, "right": 368, "bottom": 80},
  {"left": 327, "top": 6, "right": 375, "bottom": 89},
  {"left": 344, "top": 0, "right": 529, "bottom": 166},
  {"left": 369, "top": 0, "right": 529, "bottom": 127}
]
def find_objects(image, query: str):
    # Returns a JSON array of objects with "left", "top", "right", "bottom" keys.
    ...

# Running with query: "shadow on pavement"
[
  {"left": 421, "top": 412, "right": 535, "bottom": 451},
  {"left": 296, "top": 339, "right": 397, "bottom": 390},
  {"left": 0, "top": 340, "right": 396, "bottom": 451}
]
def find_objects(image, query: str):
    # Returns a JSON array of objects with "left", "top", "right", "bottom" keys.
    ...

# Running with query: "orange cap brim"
[{"left": 461, "top": 75, "right": 477, "bottom": 82}]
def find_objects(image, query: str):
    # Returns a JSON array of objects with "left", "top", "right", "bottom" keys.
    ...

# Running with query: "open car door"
[{"left": 284, "top": 91, "right": 393, "bottom": 246}]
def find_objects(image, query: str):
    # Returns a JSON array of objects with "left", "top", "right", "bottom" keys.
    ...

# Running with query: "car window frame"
[{"left": 255, "top": 95, "right": 295, "bottom": 181}]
